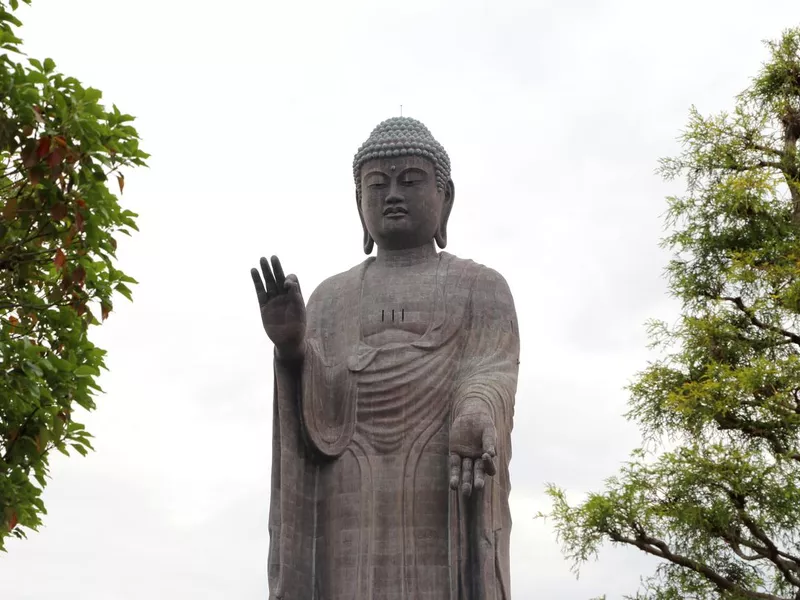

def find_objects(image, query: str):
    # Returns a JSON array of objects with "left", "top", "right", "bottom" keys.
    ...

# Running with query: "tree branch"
[
  {"left": 714, "top": 412, "right": 800, "bottom": 462},
  {"left": 728, "top": 160, "right": 786, "bottom": 172},
  {"left": 720, "top": 526, "right": 800, "bottom": 587},
  {"left": 607, "top": 529, "right": 791, "bottom": 600},
  {"left": 728, "top": 493, "right": 800, "bottom": 583},
  {"left": 729, "top": 130, "right": 785, "bottom": 158},
  {"left": 721, "top": 296, "right": 800, "bottom": 346}
]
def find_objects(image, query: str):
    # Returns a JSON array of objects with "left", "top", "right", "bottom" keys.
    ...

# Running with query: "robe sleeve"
[
  {"left": 297, "top": 281, "right": 358, "bottom": 459},
  {"left": 453, "top": 266, "right": 519, "bottom": 430},
  {"left": 451, "top": 265, "right": 520, "bottom": 600},
  {"left": 268, "top": 278, "right": 357, "bottom": 599},
  {"left": 268, "top": 354, "right": 317, "bottom": 600}
]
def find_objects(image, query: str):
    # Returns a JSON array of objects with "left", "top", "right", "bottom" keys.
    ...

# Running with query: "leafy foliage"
[
  {"left": 0, "top": 0, "right": 147, "bottom": 550},
  {"left": 545, "top": 28, "right": 800, "bottom": 600}
]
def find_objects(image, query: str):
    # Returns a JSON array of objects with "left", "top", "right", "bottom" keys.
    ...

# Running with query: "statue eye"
[
  {"left": 365, "top": 174, "right": 389, "bottom": 189},
  {"left": 399, "top": 169, "right": 426, "bottom": 187}
]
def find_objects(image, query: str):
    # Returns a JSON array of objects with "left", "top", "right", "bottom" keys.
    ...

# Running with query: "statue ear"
[
  {"left": 435, "top": 179, "right": 455, "bottom": 249},
  {"left": 356, "top": 192, "right": 374, "bottom": 254}
]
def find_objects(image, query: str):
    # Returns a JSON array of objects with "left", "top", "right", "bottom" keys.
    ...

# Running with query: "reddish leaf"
[
  {"left": 64, "top": 227, "right": 75, "bottom": 247},
  {"left": 110, "top": 237, "right": 117, "bottom": 250},
  {"left": 36, "top": 135, "right": 51, "bottom": 158},
  {"left": 53, "top": 135, "right": 67, "bottom": 148},
  {"left": 21, "top": 139, "right": 37, "bottom": 168},
  {"left": 8, "top": 511, "right": 18, "bottom": 531},
  {"left": 76, "top": 198, "right": 86, "bottom": 208},
  {"left": 75, "top": 211, "right": 84, "bottom": 232},
  {"left": 21, "top": 124, "right": 33, "bottom": 137},
  {"left": 48, "top": 147, "right": 65, "bottom": 169},
  {"left": 33, "top": 106, "right": 45, "bottom": 124},
  {"left": 50, "top": 202, "right": 67, "bottom": 221},
  {"left": 54, "top": 248, "right": 66, "bottom": 269},
  {"left": 28, "top": 168, "right": 41, "bottom": 187},
  {"left": 2, "top": 197, "right": 18, "bottom": 220},
  {"left": 101, "top": 301, "right": 112, "bottom": 321},
  {"left": 117, "top": 174, "right": 125, "bottom": 194},
  {"left": 72, "top": 265, "right": 86, "bottom": 287}
]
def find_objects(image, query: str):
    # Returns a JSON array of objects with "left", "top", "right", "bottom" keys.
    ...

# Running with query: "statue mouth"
[{"left": 383, "top": 207, "right": 408, "bottom": 216}]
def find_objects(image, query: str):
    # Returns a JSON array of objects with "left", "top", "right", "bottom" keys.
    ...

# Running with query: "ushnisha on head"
[{"left": 354, "top": 117, "right": 455, "bottom": 254}]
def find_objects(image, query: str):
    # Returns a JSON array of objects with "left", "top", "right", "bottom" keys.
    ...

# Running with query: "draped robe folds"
[{"left": 268, "top": 252, "right": 520, "bottom": 600}]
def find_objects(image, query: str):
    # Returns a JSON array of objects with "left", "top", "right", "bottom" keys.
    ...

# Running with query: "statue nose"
[
  {"left": 386, "top": 193, "right": 404, "bottom": 203},
  {"left": 386, "top": 180, "right": 404, "bottom": 203}
]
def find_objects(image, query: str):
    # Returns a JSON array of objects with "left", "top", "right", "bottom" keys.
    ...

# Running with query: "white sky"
[{"left": 1, "top": 0, "right": 798, "bottom": 598}]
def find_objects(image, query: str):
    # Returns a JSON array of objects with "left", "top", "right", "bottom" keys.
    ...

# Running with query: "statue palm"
[{"left": 250, "top": 256, "right": 306, "bottom": 361}]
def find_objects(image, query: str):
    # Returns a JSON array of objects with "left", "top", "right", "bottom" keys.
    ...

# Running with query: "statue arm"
[
  {"left": 453, "top": 266, "right": 520, "bottom": 426},
  {"left": 448, "top": 265, "right": 519, "bottom": 498},
  {"left": 278, "top": 277, "right": 358, "bottom": 459}
]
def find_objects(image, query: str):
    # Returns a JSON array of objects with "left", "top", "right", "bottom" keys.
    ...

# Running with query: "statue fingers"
[
  {"left": 285, "top": 273, "right": 302, "bottom": 297},
  {"left": 250, "top": 268, "right": 269, "bottom": 306},
  {"left": 473, "top": 458, "right": 486, "bottom": 491},
  {"left": 449, "top": 453, "right": 461, "bottom": 490},
  {"left": 482, "top": 425, "right": 497, "bottom": 459},
  {"left": 461, "top": 457, "right": 473, "bottom": 496},
  {"left": 260, "top": 256, "right": 279, "bottom": 296},
  {"left": 271, "top": 255, "right": 286, "bottom": 290},
  {"left": 482, "top": 452, "right": 497, "bottom": 477}
]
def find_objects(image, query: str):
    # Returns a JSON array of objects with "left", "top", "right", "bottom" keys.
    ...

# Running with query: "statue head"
[{"left": 353, "top": 117, "right": 455, "bottom": 254}]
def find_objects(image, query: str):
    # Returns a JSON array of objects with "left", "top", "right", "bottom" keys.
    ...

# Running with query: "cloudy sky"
[{"left": 2, "top": 0, "right": 799, "bottom": 597}]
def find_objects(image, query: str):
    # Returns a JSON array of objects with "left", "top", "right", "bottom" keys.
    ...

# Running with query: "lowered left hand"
[{"left": 449, "top": 400, "right": 497, "bottom": 497}]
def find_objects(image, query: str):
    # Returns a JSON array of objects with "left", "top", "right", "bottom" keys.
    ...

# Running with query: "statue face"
[{"left": 359, "top": 156, "right": 453, "bottom": 251}]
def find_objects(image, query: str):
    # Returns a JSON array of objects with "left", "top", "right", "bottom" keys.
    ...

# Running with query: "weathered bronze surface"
[{"left": 251, "top": 117, "right": 520, "bottom": 599}]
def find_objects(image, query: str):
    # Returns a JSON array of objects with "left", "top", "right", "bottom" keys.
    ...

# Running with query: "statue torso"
[{"left": 359, "top": 256, "right": 440, "bottom": 346}]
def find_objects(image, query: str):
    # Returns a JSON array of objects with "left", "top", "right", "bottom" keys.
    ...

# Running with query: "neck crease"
[{"left": 375, "top": 241, "right": 438, "bottom": 267}]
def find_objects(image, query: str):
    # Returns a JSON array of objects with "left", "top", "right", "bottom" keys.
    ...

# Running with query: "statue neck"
[{"left": 374, "top": 241, "right": 438, "bottom": 268}]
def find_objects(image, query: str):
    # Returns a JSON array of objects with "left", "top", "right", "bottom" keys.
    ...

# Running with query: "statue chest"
[{"left": 359, "top": 265, "right": 439, "bottom": 346}]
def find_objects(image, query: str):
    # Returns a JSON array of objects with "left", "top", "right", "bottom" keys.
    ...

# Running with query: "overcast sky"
[{"left": 1, "top": 0, "right": 799, "bottom": 598}]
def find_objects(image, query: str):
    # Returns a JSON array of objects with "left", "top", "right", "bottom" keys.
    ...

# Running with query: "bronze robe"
[{"left": 268, "top": 252, "right": 519, "bottom": 600}]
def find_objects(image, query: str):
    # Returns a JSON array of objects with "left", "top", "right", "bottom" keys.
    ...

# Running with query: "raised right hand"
[{"left": 250, "top": 255, "right": 306, "bottom": 361}]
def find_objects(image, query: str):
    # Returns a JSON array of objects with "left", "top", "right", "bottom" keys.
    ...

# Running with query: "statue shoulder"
[
  {"left": 307, "top": 259, "right": 371, "bottom": 306},
  {"left": 440, "top": 252, "right": 514, "bottom": 296}
]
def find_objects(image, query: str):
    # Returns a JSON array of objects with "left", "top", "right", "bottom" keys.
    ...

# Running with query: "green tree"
[
  {"left": 0, "top": 0, "right": 147, "bottom": 550},
  {"left": 545, "top": 28, "right": 800, "bottom": 600}
]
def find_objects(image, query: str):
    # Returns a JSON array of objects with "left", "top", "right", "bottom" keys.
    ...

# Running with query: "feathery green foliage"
[{"left": 546, "top": 28, "right": 800, "bottom": 600}]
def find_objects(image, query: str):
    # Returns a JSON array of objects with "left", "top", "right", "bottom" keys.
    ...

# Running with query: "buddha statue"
[{"left": 251, "top": 117, "right": 520, "bottom": 599}]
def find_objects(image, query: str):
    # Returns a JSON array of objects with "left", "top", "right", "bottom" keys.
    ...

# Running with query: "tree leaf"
[
  {"left": 36, "top": 135, "right": 51, "bottom": 159},
  {"left": 73, "top": 365, "right": 99, "bottom": 378},
  {"left": 50, "top": 202, "right": 67, "bottom": 221},
  {"left": 53, "top": 248, "right": 66, "bottom": 269},
  {"left": 2, "top": 197, "right": 17, "bottom": 220},
  {"left": 72, "top": 265, "right": 86, "bottom": 286}
]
